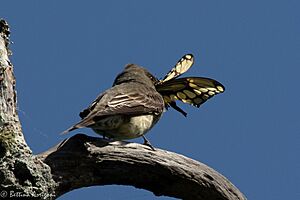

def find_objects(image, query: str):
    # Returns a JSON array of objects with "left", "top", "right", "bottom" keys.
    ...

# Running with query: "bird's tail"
[{"left": 61, "top": 118, "right": 94, "bottom": 135}]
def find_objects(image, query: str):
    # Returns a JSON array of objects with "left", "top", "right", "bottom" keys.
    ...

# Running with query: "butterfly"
[{"left": 155, "top": 54, "right": 225, "bottom": 117}]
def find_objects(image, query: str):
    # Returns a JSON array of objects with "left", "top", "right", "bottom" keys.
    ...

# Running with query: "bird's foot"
[{"left": 142, "top": 136, "right": 155, "bottom": 151}]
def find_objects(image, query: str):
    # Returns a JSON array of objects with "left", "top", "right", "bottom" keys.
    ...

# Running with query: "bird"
[
  {"left": 62, "top": 54, "right": 225, "bottom": 150},
  {"left": 62, "top": 64, "right": 165, "bottom": 150}
]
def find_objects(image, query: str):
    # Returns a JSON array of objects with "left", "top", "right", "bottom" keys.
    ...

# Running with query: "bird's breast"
[
  {"left": 92, "top": 114, "right": 161, "bottom": 140},
  {"left": 130, "top": 115, "right": 153, "bottom": 132}
]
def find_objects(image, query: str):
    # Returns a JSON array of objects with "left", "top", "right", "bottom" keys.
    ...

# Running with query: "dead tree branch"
[{"left": 38, "top": 134, "right": 246, "bottom": 200}]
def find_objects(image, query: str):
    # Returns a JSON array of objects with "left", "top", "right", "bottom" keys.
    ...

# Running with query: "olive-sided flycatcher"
[{"left": 62, "top": 64, "right": 164, "bottom": 149}]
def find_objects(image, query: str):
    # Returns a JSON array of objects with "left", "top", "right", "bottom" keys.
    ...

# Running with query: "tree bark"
[
  {"left": 0, "top": 19, "right": 56, "bottom": 199},
  {"left": 0, "top": 19, "right": 246, "bottom": 200}
]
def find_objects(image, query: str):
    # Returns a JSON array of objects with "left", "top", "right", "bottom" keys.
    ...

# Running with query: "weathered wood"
[
  {"left": 0, "top": 19, "right": 30, "bottom": 154},
  {"left": 0, "top": 19, "right": 56, "bottom": 200},
  {"left": 38, "top": 134, "right": 246, "bottom": 200},
  {"left": 0, "top": 19, "right": 246, "bottom": 200}
]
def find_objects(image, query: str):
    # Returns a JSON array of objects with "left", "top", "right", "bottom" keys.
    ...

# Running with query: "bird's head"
[{"left": 113, "top": 64, "right": 158, "bottom": 88}]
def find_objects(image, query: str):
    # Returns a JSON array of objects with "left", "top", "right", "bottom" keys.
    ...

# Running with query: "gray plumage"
[{"left": 62, "top": 64, "right": 164, "bottom": 141}]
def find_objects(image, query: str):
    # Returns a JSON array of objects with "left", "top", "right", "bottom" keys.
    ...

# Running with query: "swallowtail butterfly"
[{"left": 155, "top": 54, "right": 225, "bottom": 116}]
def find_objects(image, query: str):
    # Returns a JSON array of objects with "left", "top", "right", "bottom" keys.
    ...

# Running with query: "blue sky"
[{"left": 1, "top": 1, "right": 299, "bottom": 199}]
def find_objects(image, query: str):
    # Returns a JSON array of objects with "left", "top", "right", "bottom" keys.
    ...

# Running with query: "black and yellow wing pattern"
[
  {"left": 160, "top": 54, "right": 194, "bottom": 83},
  {"left": 155, "top": 54, "right": 225, "bottom": 116}
]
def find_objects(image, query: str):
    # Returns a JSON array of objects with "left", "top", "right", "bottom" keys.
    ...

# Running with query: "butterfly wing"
[
  {"left": 160, "top": 54, "right": 194, "bottom": 83},
  {"left": 156, "top": 77, "right": 225, "bottom": 110}
]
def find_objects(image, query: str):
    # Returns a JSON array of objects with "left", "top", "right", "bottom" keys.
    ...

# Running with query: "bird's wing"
[
  {"left": 79, "top": 93, "right": 105, "bottom": 119},
  {"left": 62, "top": 84, "right": 164, "bottom": 133},
  {"left": 93, "top": 86, "right": 164, "bottom": 117},
  {"left": 156, "top": 77, "right": 225, "bottom": 110}
]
